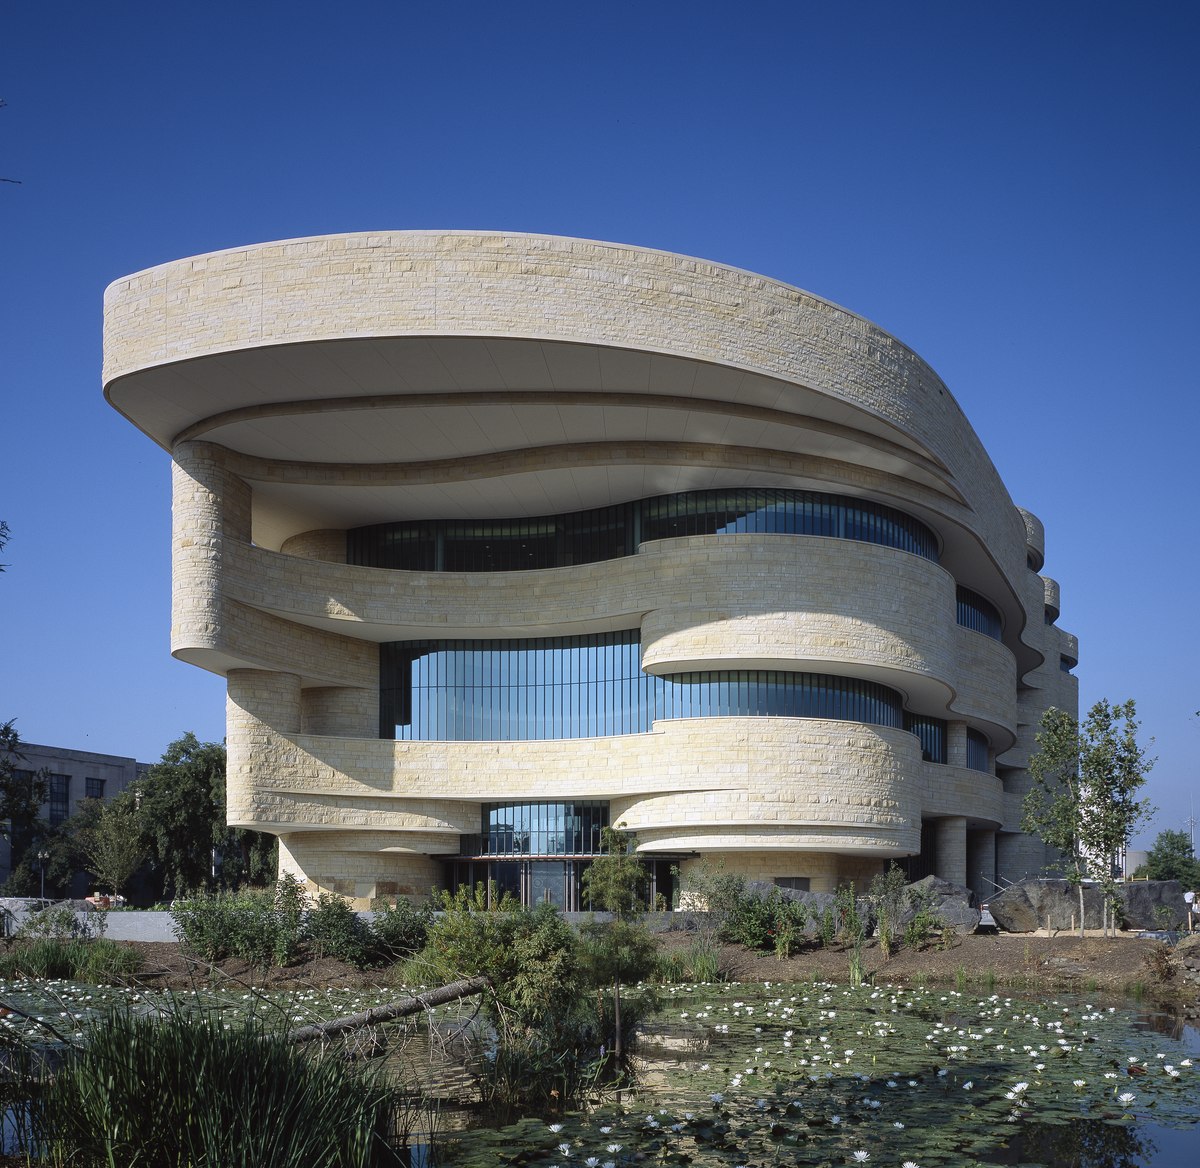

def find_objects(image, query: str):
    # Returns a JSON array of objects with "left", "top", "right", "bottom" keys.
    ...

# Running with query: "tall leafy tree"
[
  {"left": 136, "top": 733, "right": 275, "bottom": 898},
  {"left": 137, "top": 732, "right": 227, "bottom": 898},
  {"left": 0, "top": 720, "right": 49, "bottom": 892},
  {"left": 1023, "top": 699, "right": 1154, "bottom": 937},
  {"left": 1141, "top": 829, "right": 1200, "bottom": 887},
  {"left": 0, "top": 527, "right": 53, "bottom": 893}
]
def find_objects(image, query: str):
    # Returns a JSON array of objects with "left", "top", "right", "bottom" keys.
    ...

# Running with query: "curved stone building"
[{"left": 103, "top": 231, "right": 1078, "bottom": 907}]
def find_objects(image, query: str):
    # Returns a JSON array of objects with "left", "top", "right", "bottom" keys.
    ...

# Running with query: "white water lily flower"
[
  {"left": 585, "top": 1159, "right": 600, "bottom": 1168},
  {"left": 893, "top": 1121, "right": 904, "bottom": 1129},
  {"left": 606, "top": 1145, "right": 622, "bottom": 1154},
  {"left": 902, "top": 1162, "right": 922, "bottom": 1168},
  {"left": 548, "top": 1123, "right": 563, "bottom": 1132},
  {"left": 963, "top": 1081, "right": 973, "bottom": 1090},
  {"left": 851, "top": 1153, "right": 870, "bottom": 1164},
  {"left": 1073, "top": 1079, "right": 1086, "bottom": 1088},
  {"left": 1118, "top": 1092, "right": 1136, "bottom": 1105},
  {"left": 558, "top": 1143, "right": 573, "bottom": 1156}
]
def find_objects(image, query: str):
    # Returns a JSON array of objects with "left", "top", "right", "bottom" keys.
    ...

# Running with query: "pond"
[
  {"left": 442, "top": 981, "right": 1199, "bottom": 1168},
  {"left": 0, "top": 978, "right": 1196, "bottom": 1167}
]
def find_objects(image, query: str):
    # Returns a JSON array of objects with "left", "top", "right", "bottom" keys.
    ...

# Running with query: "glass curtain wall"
[
  {"left": 381, "top": 631, "right": 909, "bottom": 741},
  {"left": 349, "top": 488, "right": 939, "bottom": 570}
]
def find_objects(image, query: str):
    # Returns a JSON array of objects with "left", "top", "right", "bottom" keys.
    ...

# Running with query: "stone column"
[
  {"left": 946, "top": 721, "right": 968, "bottom": 769},
  {"left": 966, "top": 829, "right": 996, "bottom": 900},
  {"left": 225, "top": 669, "right": 302, "bottom": 827},
  {"left": 171, "top": 442, "right": 250, "bottom": 660},
  {"left": 935, "top": 816, "right": 967, "bottom": 886}
]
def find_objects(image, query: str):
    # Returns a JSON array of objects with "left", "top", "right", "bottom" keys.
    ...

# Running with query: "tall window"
[
  {"left": 46, "top": 774, "right": 70, "bottom": 826},
  {"left": 85, "top": 777, "right": 105, "bottom": 800}
]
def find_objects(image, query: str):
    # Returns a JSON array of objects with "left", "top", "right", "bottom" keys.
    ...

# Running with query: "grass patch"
[{"left": 0, "top": 938, "right": 142, "bottom": 983}]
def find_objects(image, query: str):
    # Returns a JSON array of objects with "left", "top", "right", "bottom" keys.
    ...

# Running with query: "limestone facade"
[{"left": 104, "top": 232, "right": 1077, "bottom": 906}]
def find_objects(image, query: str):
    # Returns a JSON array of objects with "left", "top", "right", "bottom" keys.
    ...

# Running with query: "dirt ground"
[
  {"left": 119, "top": 930, "right": 1197, "bottom": 1014},
  {"left": 699, "top": 931, "right": 1185, "bottom": 997}
]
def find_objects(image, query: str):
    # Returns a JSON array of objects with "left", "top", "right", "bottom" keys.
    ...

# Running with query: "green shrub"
[
  {"left": 421, "top": 893, "right": 579, "bottom": 1028},
  {"left": 307, "top": 893, "right": 370, "bottom": 967},
  {"left": 171, "top": 875, "right": 307, "bottom": 968},
  {"left": 723, "top": 889, "right": 776, "bottom": 949},
  {"left": 870, "top": 862, "right": 908, "bottom": 959},
  {"left": 904, "top": 887, "right": 943, "bottom": 951},
  {"left": 368, "top": 898, "right": 432, "bottom": 964},
  {"left": 720, "top": 888, "right": 810, "bottom": 957},
  {"left": 819, "top": 905, "right": 836, "bottom": 948},
  {"left": 17, "top": 905, "right": 105, "bottom": 941},
  {"left": 35, "top": 1009, "right": 404, "bottom": 1167}
]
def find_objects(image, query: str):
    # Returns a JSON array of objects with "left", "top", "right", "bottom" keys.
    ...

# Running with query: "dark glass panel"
[
  {"left": 956, "top": 586, "right": 1003, "bottom": 640},
  {"left": 904, "top": 713, "right": 948, "bottom": 764},
  {"left": 966, "top": 728, "right": 991, "bottom": 773}
]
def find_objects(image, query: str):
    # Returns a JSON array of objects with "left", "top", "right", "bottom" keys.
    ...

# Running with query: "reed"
[{"left": 33, "top": 1009, "right": 405, "bottom": 1167}]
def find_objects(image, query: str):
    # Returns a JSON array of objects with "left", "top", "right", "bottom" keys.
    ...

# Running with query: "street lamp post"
[{"left": 36, "top": 850, "right": 50, "bottom": 900}]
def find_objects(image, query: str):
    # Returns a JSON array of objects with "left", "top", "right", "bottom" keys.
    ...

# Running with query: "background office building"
[
  {"left": 104, "top": 232, "right": 1078, "bottom": 908},
  {"left": 0, "top": 742, "right": 145, "bottom": 888}
]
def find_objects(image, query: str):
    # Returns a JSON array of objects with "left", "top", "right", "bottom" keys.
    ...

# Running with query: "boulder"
[
  {"left": 989, "top": 879, "right": 1105, "bottom": 932},
  {"left": 1116, "top": 880, "right": 1187, "bottom": 930},
  {"left": 903, "top": 875, "right": 980, "bottom": 934},
  {"left": 986, "top": 879, "right": 1188, "bottom": 932}
]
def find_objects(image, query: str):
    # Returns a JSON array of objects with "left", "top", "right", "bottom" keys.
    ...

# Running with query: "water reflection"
[
  {"left": 986, "top": 1120, "right": 1150, "bottom": 1168},
  {"left": 1134, "top": 1010, "right": 1200, "bottom": 1052}
]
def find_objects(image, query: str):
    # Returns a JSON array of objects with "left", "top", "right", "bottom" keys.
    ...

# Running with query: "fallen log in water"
[{"left": 285, "top": 975, "right": 490, "bottom": 1044}]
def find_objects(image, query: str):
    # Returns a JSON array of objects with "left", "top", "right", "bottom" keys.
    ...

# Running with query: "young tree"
[
  {"left": 80, "top": 798, "right": 146, "bottom": 898},
  {"left": 1023, "top": 699, "right": 1154, "bottom": 937},
  {"left": 581, "top": 825, "right": 646, "bottom": 918},
  {"left": 1078, "top": 700, "right": 1155, "bottom": 934},
  {"left": 579, "top": 826, "right": 653, "bottom": 1063}
]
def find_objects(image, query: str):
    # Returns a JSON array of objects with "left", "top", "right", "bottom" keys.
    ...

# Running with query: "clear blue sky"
[{"left": 2, "top": 2, "right": 1196, "bottom": 849}]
